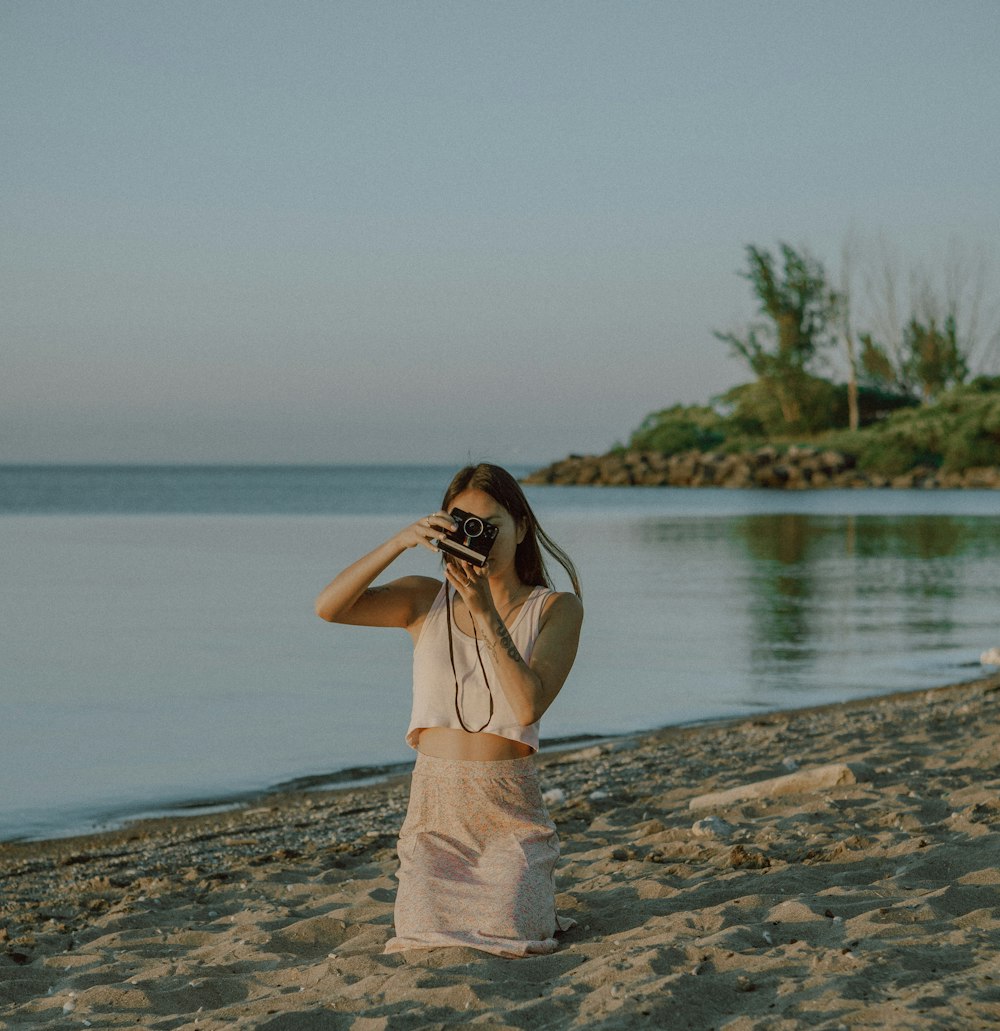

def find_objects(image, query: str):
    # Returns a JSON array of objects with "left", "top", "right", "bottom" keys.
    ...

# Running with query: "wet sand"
[{"left": 3, "top": 674, "right": 999, "bottom": 1029}]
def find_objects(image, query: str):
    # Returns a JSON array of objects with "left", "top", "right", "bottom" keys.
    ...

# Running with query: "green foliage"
[
  {"left": 859, "top": 316, "right": 969, "bottom": 402},
  {"left": 714, "top": 243, "right": 839, "bottom": 429},
  {"left": 628, "top": 404, "right": 727, "bottom": 455},
  {"left": 854, "top": 382, "right": 1000, "bottom": 473},
  {"left": 832, "top": 384, "right": 916, "bottom": 427},
  {"left": 859, "top": 333, "right": 898, "bottom": 389},
  {"left": 967, "top": 375, "right": 1000, "bottom": 393},
  {"left": 906, "top": 315, "right": 968, "bottom": 400},
  {"left": 937, "top": 385, "right": 1000, "bottom": 469},
  {"left": 717, "top": 244, "right": 837, "bottom": 370},
  {"left": 721, "top": 373, "right": 841, "bottom": 437},
  {"left": 857, "top": 433, "right": 942, "bottom": 477},
  {"left": 624, "top": 241, "right": 1000, "bottom": 474},
  {"left": 626, "top": 383, "right": 1000, "bottom": 475}
]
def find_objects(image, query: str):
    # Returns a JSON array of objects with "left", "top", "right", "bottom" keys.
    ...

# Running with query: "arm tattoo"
[{"left": 493, "top": 616, "right": 522, "bottom": 663}]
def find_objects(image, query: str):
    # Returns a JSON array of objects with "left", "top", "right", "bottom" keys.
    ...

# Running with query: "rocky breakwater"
[{"left": 523, "top": 446, "right": 1000, "bottom": 489}]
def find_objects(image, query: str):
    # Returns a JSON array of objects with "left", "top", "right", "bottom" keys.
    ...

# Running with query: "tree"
[
  {"left": 860, "top": 319, "right": 968, "bottom": 403},
  {"left": 857, "top": 236, "right": 998, "bottom": 403},
  {"left": 859, "top": 331, "right": 902, "bottom": 392},
  {"left": 905, "top": 315, "right": 968, "bottom": 401},
  {"left": 715, "top": 243, "right": 839, "bottom": 429},
  {"left": 836, "top": 234, "right": 860, "bottom": 430}
]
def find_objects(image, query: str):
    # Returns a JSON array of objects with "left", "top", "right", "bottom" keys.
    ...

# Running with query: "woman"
[{"left": 314, "top": 463, "right": 583, "bottom": 957}]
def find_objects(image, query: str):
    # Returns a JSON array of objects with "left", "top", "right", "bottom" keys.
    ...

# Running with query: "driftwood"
[{"left": 688, "top": 761, "right": 874, "bottom": 811}]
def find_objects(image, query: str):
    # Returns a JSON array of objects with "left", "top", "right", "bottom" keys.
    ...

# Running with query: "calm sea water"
[{"left": 3, "top": 465, "right": 999, "bottom": 842}]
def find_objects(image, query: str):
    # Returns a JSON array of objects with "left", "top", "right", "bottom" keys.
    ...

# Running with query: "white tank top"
[{"left": 406, "top": 584, "right": 555, "bottom": 752}]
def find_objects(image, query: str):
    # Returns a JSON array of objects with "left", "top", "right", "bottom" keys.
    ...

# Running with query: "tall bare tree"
[{"left": 837, "top": 233, "right": 860, "bottom": 430}]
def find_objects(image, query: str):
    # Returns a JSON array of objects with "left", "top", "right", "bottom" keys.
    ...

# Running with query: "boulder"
[
  {"left": 720, "top": 461, "right": 754, "bottom": 488},
  {"left": 756, "top": 463, "right": 790, "bottom": 488},
  {"left": 667, "top": 453, "right": 697, "bottom": 485},
  {"left": 963, "top": 467, "right": 1000, "bottom": 488},
  {"left": 522, "top": 450, "right": 1000, "bottom": 490},
  {"left": 604, "top": 466, "right": 634, "bottom": 486},
  {"left": 819, "top": 449, "right": 851, "bottom": 472},
  {"left": 574, "top": 461, "right": 602, "bottom": 485},
  {"left": 691, "top": 458, "right": 718, "bottom": 486}
]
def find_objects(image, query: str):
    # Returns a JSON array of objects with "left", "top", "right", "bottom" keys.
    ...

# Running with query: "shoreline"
[
  {"left": 1, "top": 672, "right": 991, "bottom": 858},
  {"left": 1, "top": 732, "right": 618, "bottom": 848},
  {"left": 4, "top": 672, "right": 1000, "bottom": 1027},
  {"left": 6, "top": 666, "right": 989, "bottom": 849}
]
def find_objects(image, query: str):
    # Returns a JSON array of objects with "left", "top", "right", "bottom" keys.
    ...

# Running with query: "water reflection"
[
  {"left": 740, "top": 515, "right": 975, "bottom": 681},
  {"left": 632, "top": 514, "right": 999, "bottom": 710},
  {"left": 738, "top": 514, "right": 826, "bottom": 665},
  {"left": 738, "top": 513, "right": 971, "bottom": 562}
]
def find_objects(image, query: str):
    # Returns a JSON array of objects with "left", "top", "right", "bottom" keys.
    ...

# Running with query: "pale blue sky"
[{"left": 3, "top": 0, "right": 999, "bottom": 464}]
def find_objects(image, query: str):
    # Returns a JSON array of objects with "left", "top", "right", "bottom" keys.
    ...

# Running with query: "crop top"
[{"left": 406, "top": 584, "right": 556, "bottom": 752}]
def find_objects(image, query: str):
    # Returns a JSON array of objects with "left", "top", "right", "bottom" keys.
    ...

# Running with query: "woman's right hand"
[
  {"left": 315, "top": 511, "right": 456, "bottom": 626},
  {"left": 395, "top": 511, "right": 457, "bottom": 552}
]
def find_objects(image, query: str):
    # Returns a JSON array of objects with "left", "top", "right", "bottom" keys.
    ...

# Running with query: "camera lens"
[{"left": 462, "top": 516, "right": 485, "bottom": 538}]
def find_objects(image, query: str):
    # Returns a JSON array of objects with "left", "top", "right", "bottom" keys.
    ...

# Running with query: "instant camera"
[{"left": 437, "top": 508, "right": 499, "bottom": 567}]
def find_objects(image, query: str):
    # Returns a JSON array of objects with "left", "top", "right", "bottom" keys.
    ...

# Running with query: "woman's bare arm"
[
  {"left": 444, "top": 557, "right": 584, "bottom": 725},
  {"left": 314, "top": 513, "right": 454, "bottom": 628},
  {"left": 480, "top": 592, "right": 584, "bottom": 725}
]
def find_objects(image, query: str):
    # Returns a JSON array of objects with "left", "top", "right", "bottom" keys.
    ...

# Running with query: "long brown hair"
[{"left": 441, "top": 464, "right": 582, "bottom": 597}]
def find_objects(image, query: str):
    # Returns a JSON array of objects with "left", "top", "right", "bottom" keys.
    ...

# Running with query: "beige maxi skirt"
[{"left": 383, "top": 752, "right": 575, "bottom": 958}]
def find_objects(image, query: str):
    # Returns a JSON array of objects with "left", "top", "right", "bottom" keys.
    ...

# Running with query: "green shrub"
[
  {"left": 624, "top": 382, "right": 1000, "bottom": 474},
  {"left": 939, "top": 391, "right": 1000, "bottom": 470},
  {"left": 628, "top": 404, "right": 727, "bottom": 455},
  {"left": 721, "top": 375, "right": 841, "bottom": 436},
  {"left": 854, "top": 384, "right": 1000, "bottom": 473},
  {"left": 831, "top": 385, "right": 916, "bottom": 426},
  {"left": 858, "top": 434, "right": 941, "bottom": 475},
  {"left": 966, "top": 375, "right": 1000, "bottom": 394}
]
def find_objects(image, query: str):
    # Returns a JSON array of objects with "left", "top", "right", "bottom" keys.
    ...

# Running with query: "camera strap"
[{"left": 444, "top": 585, "right": 494, "bottom": 734}]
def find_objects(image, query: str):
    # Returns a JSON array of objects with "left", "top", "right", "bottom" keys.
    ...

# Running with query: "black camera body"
[{"left": 437, "top": 508, "right": 499, "bottom": 567}]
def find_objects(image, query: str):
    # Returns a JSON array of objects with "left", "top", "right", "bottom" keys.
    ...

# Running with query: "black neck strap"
[{"left": 445, "top": 585, "right": 494, "bottom": 734}]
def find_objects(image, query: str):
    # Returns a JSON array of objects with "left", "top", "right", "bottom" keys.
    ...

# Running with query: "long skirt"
[{"left": 383, "top": 752, "right": 575, "bottom": 958}]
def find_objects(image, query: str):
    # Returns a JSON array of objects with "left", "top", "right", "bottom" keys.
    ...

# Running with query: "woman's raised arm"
[{"left": 313, "top": 513, "right": 454, "bottom": 628}]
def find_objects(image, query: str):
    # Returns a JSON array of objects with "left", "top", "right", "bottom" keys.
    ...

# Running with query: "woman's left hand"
[{"left": 443, "top": 557, "right": 495, "bottom": 621}]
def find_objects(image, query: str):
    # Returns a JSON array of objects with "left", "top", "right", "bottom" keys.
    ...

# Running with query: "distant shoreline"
[{"left": 524, "top": 447, "right": 1000, "bottom": 490}]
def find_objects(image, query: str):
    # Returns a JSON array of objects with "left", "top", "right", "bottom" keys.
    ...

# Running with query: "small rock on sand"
[{"left": 691, "top": 815, "right": 736, "bottom": 839}]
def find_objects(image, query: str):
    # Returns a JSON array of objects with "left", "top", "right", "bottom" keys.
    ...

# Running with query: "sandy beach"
[{"left": 3, "top": 674, "right": 999, "bottom": 1030}]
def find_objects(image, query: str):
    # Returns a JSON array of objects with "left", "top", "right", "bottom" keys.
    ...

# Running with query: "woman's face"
[{"left": 447, "top": 488, "right": 525, "bottom": 578}]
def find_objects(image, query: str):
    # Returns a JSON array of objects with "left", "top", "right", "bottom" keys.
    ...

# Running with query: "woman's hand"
[
  {"left": 443, "top": 556, "right": 496, "bottom": 622},
  {"left": 445, "top": 557, "right": 584, "bottom": 726},
  {"left": 395, "top": 511, "right": 457, "bottom": 553},
  {"left": 314, "top": 510, "right": 456, "bottom": 627}
]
